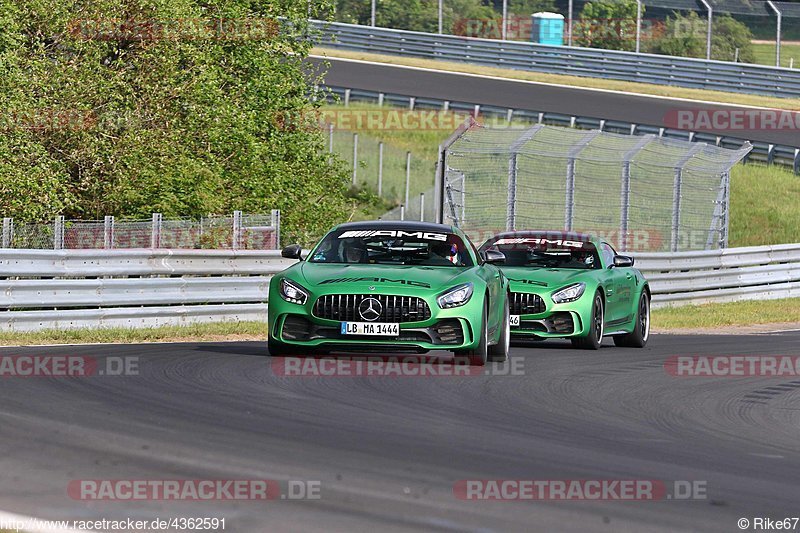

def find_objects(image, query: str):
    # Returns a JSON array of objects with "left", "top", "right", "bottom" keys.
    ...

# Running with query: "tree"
[
  {"left": 573, "top": 0, "right": 640, "bottom": 51},
  {"left": 647, "top": 11, "right": 755, "bottom": 63},
  {"left": 0, "top": 0, "right": 352, "bottom": 244}
]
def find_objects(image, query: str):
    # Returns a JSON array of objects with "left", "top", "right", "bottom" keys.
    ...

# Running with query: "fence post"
[
  {"left": 404, "top": 151, "right": 411, "bottom": 210},
  {"left": 567, "top": 0, "right": 573, "bottom": 46},
  {"left": 151, "top": 213, "right": 162, "bottom": 248},
  {"left": 104, "top": 215, "right": 114, "bottom": 249},
  {"left": 328, "top": 123, "right": 334, "bottom": 153},
  {"left": 722, "top": 171, "right": 731, "bottom": 248},
  {"left": 419, "top": 193, "right": 425, "bottom": 221},
  {"left": 272, "top": 209, "right": 281, "bottom": 249},
  {"left": 232, "top": 210, "right": 243, "bottom": 250},
  {"left": 767, "top": 1, "right": 782, "bottom": 67},
  {"left": 2, "top": 218, "right": 12, "bottom": 248},
  {"left": 502, "top": 0, "right": 508, "bottom": 40},
  {"left": 400, "top": 204, "right": 405, "bottom": 221},
  {"left": 352, "top": 133, "right": 358, "bottom": 185},
  {"left": 564, "top": 131, "right": 600, "bottom": 232},
  {"left": 671, "top": 143, "right": 706, "bottom": 251},
  {"left": 620, "top": 135, "right": 654, "bottom": 251},
  {"left": 699, "top": 0, "right": 713, "bottom": 60},
  {"left": 53, "top": 216, "right": 65, "bottom": 250},
  {"left": 508, "top": 125, "right": 544, "bottom": 231},
  {"left": 635, "top": 0, "right": 642, "bottom": 53},
  {"left": 377, "top": 142, "right": 384, "bottom": 197}
]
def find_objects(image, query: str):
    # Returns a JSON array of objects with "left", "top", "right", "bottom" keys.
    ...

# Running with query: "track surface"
[
  {"left": 309, "top": 56, "right": 800, "bottom": 147},
  {"left": 1, "top": 333, "right": 800, "bottom": 532}
]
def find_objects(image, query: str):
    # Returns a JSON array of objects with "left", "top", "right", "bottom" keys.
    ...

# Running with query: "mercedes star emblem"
[{"left": 358, "top": 297, "right": 382, "bottom": 322}]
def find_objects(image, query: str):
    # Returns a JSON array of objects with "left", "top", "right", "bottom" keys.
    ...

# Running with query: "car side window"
[{"left": 600, "top": 242, "right": 616, "bottom": 267}]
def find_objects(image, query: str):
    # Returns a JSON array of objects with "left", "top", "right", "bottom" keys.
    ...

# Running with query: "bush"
[
  {"left": 647, "top": 11, "right": 755, "bottom": 63},
  {"left": 574, "top": 0, "right": 640, "bottom": 51}
]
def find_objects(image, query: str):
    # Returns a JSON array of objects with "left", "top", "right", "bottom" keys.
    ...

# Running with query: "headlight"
[
  {"left": 437, "top": 283, "right": 474, "bottom": 309},
  {"left": 280, "top": 278, "right": 309, "bottom": 305},
  {"left": 552, "top": 283, "right": 586, "bottom": 304}
]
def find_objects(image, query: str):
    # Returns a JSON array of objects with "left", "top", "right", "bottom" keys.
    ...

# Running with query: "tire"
[
  {"left": 613, "top": 291, "right": 650, "bottom": 348},
  {"left": 571, "top": 292, "right": 604, "bottom": 350},
  {"left": 455, "top": 304, "right": 488, "bottom": 366},
  {"left": 487, "top": 295, "right": 510, "bottom": 362}
]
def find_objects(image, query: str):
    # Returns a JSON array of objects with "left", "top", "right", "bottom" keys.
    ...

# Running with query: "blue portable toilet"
[{"left": 531, "top": 12, "right": 564, "bottom": 46}]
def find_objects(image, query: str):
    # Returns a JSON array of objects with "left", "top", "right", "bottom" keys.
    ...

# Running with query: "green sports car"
[
  {"left": 268, "top": 221, "right": 510, "bottom": 365},
  {"left": 479, "top": 231, "right": 651, "bottom": 349}
]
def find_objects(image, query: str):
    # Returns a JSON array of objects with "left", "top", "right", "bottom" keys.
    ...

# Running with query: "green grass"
[
  {"left": 0, "top": 321, "right": 265, "bottom": 347},
  {"left": 653, "top": 298, "right": 800, "bottom": 329},
  {"left": 314, "top": 47, "right": 800, "bottom": 110},
  {"left": 729, "top": 163, "right": 800, "bottom": 247},
  {"left": 751, "top": 42, "right": 800, "bottom": 69}
]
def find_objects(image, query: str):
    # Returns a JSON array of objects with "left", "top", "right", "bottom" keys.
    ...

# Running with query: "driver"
[
  {"left": 566, "top": 250, "right": 595, "bottom": 268},
  {"left": 429, "top": 241, "right": 459, "bottom": 265},
  {"left": 341, "top": 239, "right": 369, "bottom": 263}
]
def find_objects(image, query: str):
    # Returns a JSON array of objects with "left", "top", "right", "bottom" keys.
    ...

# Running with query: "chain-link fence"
[
  {"left": 436, "top": 124, "right": 751, "bottom": 252},
  {"left": 1, "top": 211, "right": 280, "bottom": 250}
]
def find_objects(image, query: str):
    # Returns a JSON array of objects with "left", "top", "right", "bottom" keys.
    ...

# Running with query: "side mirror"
[
  {"left": 483, "top": 250, "right": 506, "bottom": 265},
  {"left": 612, "top": 255, "right": 634, "bottom": 268},
  {"left": 281, "top": 244, "right": 303, "bottom": 260}
]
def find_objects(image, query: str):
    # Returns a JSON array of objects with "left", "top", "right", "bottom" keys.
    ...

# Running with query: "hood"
[
  {"left": 501, "top": 266, "right": 593, "bottom": 289},
  {"left": 296, "top": 263, "right": 473, "bottom": 292}
]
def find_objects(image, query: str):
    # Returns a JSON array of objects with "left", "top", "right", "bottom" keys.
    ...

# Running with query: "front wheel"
[
  {"left": 454, "top": 304, "right": 488, "bottom": 366},
  {"left": 487, "top": 296, "right": 510, "bottom": 362},
  {"left": 571, "top": 292, "right": 604, "bottom": 350},
  {"left": 614, "top": 291, "right": 650, "bottom": 348}
]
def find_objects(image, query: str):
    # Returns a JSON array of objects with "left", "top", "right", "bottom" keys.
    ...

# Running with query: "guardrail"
[
  {"left": 312, "top": 20, "right": 800, "bottom": 98},
  {"left": 0, "top": 246, "right": 797, "bottom": 331},
  {"left": 0, "top": 249, "right": 295, "bottom": 332},
  {"left": 634, "top": 243, "right": 800, "bottom": 307},
  {"left": 324, "top": 87, "right": 800, "bottom": 174}
]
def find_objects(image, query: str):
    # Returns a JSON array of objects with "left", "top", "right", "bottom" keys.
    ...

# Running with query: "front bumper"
[
  {"left": 274, "top": 314, "right": 475, "bottom": 351},
  {"left": 509, "top": 290, "right": 589, "bottom": 338},
  {"left": 268, "top": 292, "right": 485, "bottom": 352}
]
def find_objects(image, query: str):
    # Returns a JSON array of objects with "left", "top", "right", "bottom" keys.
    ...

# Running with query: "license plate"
[
  {"left": 341, "top": 322, "right": 400, "bottom": 336},
  {"left": 509, "top": 315, "right": 521, "bottom": 327}
]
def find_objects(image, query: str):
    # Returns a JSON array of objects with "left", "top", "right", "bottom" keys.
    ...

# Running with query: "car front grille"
[
  {"left": 510, "top": 292, "right": 546, "bottom": 315},
  {"left": 312, "top": 294, "right": 432, "bottom": 323}
]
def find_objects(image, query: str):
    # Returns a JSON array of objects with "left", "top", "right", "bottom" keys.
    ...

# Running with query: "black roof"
[{"left": 334, "top": 220, "right": 455, "bottom": 233}]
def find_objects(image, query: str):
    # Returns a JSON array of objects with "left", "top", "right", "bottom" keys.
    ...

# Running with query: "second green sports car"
[
  {"left": 479, "top": 231, "right": 651, "bottom": 349},
  {"left": 268, "top": 221, "right": 510, "bottom": 365}
]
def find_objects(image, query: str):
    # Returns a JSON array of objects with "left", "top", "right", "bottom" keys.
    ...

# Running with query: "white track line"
[
  {"left": 311, "top": 53, "right": 798, "bottom": 112},
  {"left": 0, "top": 509, "right": 89, "bottom": 533}
]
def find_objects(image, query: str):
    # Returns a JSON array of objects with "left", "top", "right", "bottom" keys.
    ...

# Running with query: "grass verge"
[
  {"left": 0, "top": 321, "right": 265, "bottom": 347},
  {"left": 652, "top": 298, "right": 800, "bottom": 330},
  {"left": 752, "top": 42, "right": 800, "bottom": 69},
  {"left": 313, "top": 47, "right": 800, "bottom": 110},
  {"left": 0, "top": 298, "right": 799, "bottom": 347},
  {"left": 729, "top": 163, "right": 800, "bottom": 247}
]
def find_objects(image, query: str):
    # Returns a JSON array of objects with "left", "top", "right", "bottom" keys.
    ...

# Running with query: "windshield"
[
  {"left": 483, "top": 236, "right": 600, "bottom": 270},
  {"left": 309, "top": 228, "right": 474, "bottom": 267}
]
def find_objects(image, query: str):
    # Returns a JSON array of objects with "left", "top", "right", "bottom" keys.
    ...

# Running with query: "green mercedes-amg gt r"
[
  {"left": 268, "top": 221, "right": 510, "bottom": 365},
  {"left": 479, "top": 231, "right": 651, "bottom": 349}
]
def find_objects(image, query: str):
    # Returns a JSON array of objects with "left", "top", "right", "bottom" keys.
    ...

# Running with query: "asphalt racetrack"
[
  {"left": 309, "top": 56, "right": 800, "bottom": 147},
  {"left": 1, "top": 332, "right": 800, "bottom": 532}
]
